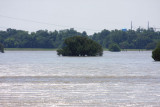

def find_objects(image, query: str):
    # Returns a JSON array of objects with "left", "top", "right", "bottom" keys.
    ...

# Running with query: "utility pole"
[
  {"left": 130, "top": 21, "right": 132, "bottom": 35},
  {"left": 148, "top": 21, "right": 149, "bottom": 30}
]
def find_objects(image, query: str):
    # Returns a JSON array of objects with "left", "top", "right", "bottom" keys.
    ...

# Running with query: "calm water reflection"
[{"left": 0, "top": 51, "right": 160, "bottom": 106}]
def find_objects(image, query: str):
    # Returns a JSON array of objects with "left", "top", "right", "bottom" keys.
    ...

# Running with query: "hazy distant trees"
[
  {"left": 0, "top": 28, "right": 160, "bottom": 49},
  {"left": 91, "top": 29, "right": 160, "bottom": 49},
  {"left": 0, "top": 28, "right": 84, "bottom": 49},
  {"left": 146, "top": 42, "right": 157, "bottom": 50},
  {"left": 57, "top": 36, "right": 103, "bottom": 56},
  {"left": 152, "top": 42, "right": 160, "bottom": 61}
]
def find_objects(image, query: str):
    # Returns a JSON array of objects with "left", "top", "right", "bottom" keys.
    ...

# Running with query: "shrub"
[
  {"left": 109, "top": 43, "right": 121, "bottom": 52},
  {"left": 57, "top": 36, "right": 103, "bottom": 56},
  {"left": 152, "top": 42, "right": 160, "bottom": 61},
  {"left": 0, "top": 43, "right": 4, "bottom": 53}
]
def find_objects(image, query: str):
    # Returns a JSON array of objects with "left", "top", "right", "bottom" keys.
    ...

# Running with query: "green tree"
[
  {"left": 134, "top": 36, "right": 152, "bottom": 49},
  {"left": 145, "top": 42, "right": 156, "bottom": 50},
  {"left": 57, "top": 36, "right": 103, "bottom": 56},
  {"left": 0, "top": 43, "right": 4, "bottom": 53},
  {"left": 119, "top": 41, "right": 129, "bottom": 49},
  {"left": 152, "top": 42, "right": 160, "bottom": 61},
  {"left": 109, "top": 43, "right": 121, "bottom": 52}
]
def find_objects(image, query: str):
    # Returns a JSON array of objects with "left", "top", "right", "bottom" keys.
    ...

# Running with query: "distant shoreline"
[
  {"left": 5, "top": 48, "right": 57, "bottom": 51},
  {"left": 4, "top": 48, "right": 152, "bottom": 51}
]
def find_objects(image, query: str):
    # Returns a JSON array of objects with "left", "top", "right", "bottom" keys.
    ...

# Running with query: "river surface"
[{"left": 0, "top": 51, "right": 160, "bottom": 107}]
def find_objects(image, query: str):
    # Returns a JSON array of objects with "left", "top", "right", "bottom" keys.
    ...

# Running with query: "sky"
[{"left": 0, "top": 0, "right": 160, "bottom": 35}]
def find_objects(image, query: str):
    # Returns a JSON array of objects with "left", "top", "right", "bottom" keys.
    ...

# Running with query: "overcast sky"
[{"left": 0, "top": 0, "right": 160, "bottom": 34}]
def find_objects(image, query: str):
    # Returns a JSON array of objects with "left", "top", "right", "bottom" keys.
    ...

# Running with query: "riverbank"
[
  {"left": 5, "top": 48, "right": 57, "bottom": 51},
  {"left": 5, "top": 48, "right": 152, "bottom": 51}
]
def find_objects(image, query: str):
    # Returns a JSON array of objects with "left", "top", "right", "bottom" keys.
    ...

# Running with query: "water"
[{"left": 0, "top": 51, "right": 160, "bottom": 106}]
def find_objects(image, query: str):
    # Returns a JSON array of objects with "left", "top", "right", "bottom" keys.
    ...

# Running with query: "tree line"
[{"left": 0, "top": 28, "right": 160, "bottom": 49}]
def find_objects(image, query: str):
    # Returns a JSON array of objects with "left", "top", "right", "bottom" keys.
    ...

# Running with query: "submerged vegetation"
[
  {"left": 57, "top": 36, "right": 103, "bottom": 56},
  {"left": 152, "top": 42, "right": 160, "bottom": 61},
  {"left": 0, "top": 43, "right": 4, "bottom": 53},
  {"left": 109, "top": 43, "right": 121, "bottom": 52},
  {"left": 0, "top": 28, "right": 160, "bottom": 50}
]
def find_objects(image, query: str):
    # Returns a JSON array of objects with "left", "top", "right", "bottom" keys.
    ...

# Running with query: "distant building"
[{"left": 122, "top": 29, "right": 127, "bottom": 32}]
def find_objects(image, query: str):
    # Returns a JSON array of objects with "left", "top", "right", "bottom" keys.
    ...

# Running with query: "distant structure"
[
  {"left": 131, "top": 21, "right": 133, "bottom": 30},
  {"left": 122, "top": 29, "right": 127, "bottom": 32},
  {"left": 147, "top": 22, "right": 160, "bottom": 31}
]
